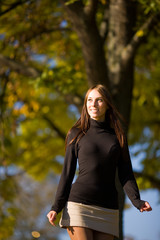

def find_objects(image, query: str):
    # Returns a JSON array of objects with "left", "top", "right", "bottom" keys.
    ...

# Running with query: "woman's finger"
[
  {"left": 140, "top": 202, "right": 152, "bottom": 212},
  {"left": 47, "top": 211, "right": 57, "bottom": 226}
]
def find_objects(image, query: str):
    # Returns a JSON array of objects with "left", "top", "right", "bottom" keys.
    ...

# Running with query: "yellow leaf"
[
  {"left": 153, "top": 96, "right": 159, "bottom": 106},
  {"left": 20, "top": 141, "right": 28, "bottom": 148},
  {"left": 138, "top": 96, "right": 146, "bottom": 106},
  {"left": 100, "top": 0, "right": 107, "bottom": 4},
  {"left": 30, "top": 101, "right": 40, "bottom": 112},
  {"left": 7, "top": 95, "right": 16, "bottom": 107},
  {"left": 23, "top": 151, "right": 31, "bottom": 160},
  {"left": 19, "top": 104, "right": 29, "bottom": 116},
  {"left": 48, "top": 70, "right": 53, "bottom": 76},
  {"left": 136, "top": 30, "right": 144, "bottom": 37},
  {"left": 133, "top": 88, "right": 139, "bottom": 97},
  {"left": 42, "top": 106, "right": 50, "bottom": 113}
]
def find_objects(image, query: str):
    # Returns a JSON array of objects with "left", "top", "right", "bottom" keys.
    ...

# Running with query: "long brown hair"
[{"left": 66, "top": 84, "right": 127, "bottom": 148}]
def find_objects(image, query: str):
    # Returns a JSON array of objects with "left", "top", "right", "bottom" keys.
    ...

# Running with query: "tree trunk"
[
  {"left": 63, "top": 1, "right": 109, "bottom": 87},
  {"left": 107, "top": 1, "right": 137, "bottom": 238},
  {"left": 107, "top": 0, "right": 137, "bottom": 122}
]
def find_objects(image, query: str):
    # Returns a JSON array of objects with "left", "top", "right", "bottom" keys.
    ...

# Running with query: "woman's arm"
[
  {"left": 49, "top": 128, "right": 78, "bottom": 214},
  {"left": 118, "top": 139, "right": 152, "bottom": 211}
]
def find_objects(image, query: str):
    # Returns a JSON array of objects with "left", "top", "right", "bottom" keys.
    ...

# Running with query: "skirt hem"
[{"left": 59, "top": 201, "right": 119, "bottom": 238}]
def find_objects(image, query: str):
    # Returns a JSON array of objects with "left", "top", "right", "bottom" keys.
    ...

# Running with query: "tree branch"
[
  {"left": 0, "top": 75, "right": 9, "bottom": 106},
  {"left": 6, "top": 169, "right": 25, "bottom": 178},
  {"left": 121, "top": 13, "right": 160, "bottom": 63},
  {"left": 22, "top": 26, "right": 71, "bottom": 43},
  {"left": 84, "top": 0, "right": 99, "bottom": 20},
  {"left": 99, "top": 5, "right": 109, "bottom": 42},
  {"left": 62, "top": 0, "right": 109, "bottom": 87},
  {"left": 53, "top": 86, "right": 83, "bottom": 112},
  {"left": 0, "top": 0, "right": 28, "bottom": 16},
  {"left": 134, "top": 171, "right": 160, "bottom": 190},
  {"left": 63, "top": 0, "right": 84, "bottom": 19},
  {"left": 0, "top": 54, "right": 40, "bottom": 78},
  {"left": 64, "top": 94, "right": 83, "bottom": 112},
  {"left": 42, "top": 115, "right": 66, "bottom": 140}
]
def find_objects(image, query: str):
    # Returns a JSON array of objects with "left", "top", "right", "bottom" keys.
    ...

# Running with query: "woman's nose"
[{"left": 91, "top": 100, "right": 96, "bottom": 107}]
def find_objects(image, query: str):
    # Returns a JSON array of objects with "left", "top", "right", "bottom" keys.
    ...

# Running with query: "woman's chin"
[{"left": 90, "top": 116, "right": 100, "bottom": 121}]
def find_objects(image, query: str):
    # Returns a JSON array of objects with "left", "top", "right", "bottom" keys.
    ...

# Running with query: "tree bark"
[
  {"left": 63, "top": 1, "right": 109, "bottom": 87},
  {"left": 107, "top": 1, "right": 137, "bottom": 238},
  {"left": 107, "top": 0, "right": 137, "bottom": 123}
]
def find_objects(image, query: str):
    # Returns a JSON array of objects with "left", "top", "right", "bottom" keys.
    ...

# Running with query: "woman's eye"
[
  {"left": 87, "top": 99, "right": 92, "bottom": 101},
  {"left": 98, "top": 99, "right": 103, "bottom": 102}
]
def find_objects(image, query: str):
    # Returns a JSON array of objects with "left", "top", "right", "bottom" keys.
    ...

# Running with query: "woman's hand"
[
  {"left": 47, "top": 210, "right": 57, "bottom": 226},
  {"left": 140, "top": 201, "right": 152, "bottom": 212}
]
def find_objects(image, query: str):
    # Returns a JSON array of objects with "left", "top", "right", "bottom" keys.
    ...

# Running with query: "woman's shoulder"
[{"left": 67, "top": 127, "right": 81, "bottom": 141}]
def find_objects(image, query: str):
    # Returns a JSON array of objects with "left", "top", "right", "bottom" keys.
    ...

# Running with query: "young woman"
[{"left": 47, "top": 85, "right": 152, "bottom": 240}]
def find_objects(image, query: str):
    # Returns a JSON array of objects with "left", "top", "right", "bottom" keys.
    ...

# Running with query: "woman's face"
[{"left": 86, "top": 89, "right": 108, "bottom": 122}]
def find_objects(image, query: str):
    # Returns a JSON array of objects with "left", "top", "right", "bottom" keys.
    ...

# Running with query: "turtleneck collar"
[{"left": 89, "top": 118, "right": 112, "bottom": 131}]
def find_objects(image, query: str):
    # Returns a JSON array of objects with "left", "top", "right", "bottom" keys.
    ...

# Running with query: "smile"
[{"left": 90, "top": 109, "right": 98, "bottom": 112}]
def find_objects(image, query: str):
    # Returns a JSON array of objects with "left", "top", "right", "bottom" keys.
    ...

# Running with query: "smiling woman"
[
  {"left": 47, "top": 85, "right": 152, "bottom": 240},
  {"left": 87, "top": 89, "right": 108, "bottom": 122}
]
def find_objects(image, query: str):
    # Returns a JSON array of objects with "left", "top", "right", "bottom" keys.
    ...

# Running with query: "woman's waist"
[
  {"left": 71, "top": 180, "right": 117, "bottom": 194},
  {"left": 74, "top": 177, "right": 115, "bottom": 188},
  {"left": 68, "top": 182, "right": 118, "bottom": 209}
]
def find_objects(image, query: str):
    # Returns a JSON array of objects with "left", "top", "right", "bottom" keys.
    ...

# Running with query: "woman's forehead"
[{"left": 88, "top": 89, "right": 103, "bottom": 98}]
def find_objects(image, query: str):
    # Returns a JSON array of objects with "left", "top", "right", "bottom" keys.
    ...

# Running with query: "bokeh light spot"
[{"left": 31, "top": 231, "right": 40, "bottom": 238}]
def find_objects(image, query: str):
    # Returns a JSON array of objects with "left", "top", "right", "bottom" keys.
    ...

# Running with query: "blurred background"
[{"left": 0, "top": 1, "right": 160, "bottom": 240}]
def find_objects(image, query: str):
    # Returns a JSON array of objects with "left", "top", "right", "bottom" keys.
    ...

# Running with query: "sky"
[{"left": 124, "top": 189, "right": 160, "bottom": 240}]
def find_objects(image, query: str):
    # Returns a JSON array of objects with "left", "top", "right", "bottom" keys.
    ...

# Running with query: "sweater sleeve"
[
  {"left": 118, "top": 139, "right": 145, "bottom": 210},
  {"left": 50, "top": 128, "right": 78, "bottom": 214}
]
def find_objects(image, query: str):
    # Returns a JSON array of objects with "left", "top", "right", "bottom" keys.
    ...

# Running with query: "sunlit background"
[{"left": 0, "top": 1, "right": 160, "bottom": 240}]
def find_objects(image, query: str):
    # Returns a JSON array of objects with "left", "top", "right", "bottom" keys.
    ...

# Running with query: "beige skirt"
[{"left": 59, "top": 201, "right": 119, "bottom": 238}]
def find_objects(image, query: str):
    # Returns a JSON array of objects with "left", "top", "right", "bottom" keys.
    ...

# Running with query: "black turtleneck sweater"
[{"left": 51, "top": 118, "right": 144, "bottom": 214}]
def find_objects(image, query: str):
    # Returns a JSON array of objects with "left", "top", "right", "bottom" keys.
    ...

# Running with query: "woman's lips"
[{"left": 90, "top": 109, "right": 98, "bottom": 113}]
